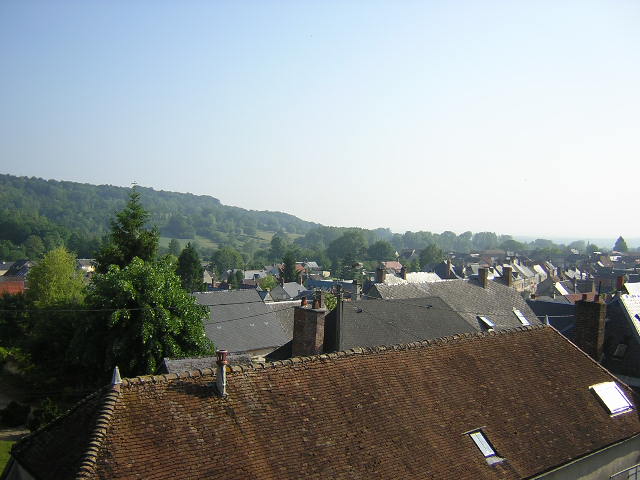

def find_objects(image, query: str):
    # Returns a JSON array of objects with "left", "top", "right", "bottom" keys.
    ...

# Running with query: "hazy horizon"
[{"left": 2, "top": 1, "right": 639, "bottom": 238}]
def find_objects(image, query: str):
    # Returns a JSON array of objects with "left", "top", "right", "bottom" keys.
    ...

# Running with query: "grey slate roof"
[
  {"left": 265, "top": 301, "right": 298, "bottom": 336},
  {"left": 269, "top": 282, "right": 309, "bottom": 301},
  {"left": 526, "top": 298, "right": 576, "bottom": 339},
  {"left": 192, "top": 290, "right": 290, "bottom": 352},
  {"left": 367, "top": 279, "right": 540, "bottom": 331},
  {"left": 333, "top": 297, "right": 477, "bottom": 350}
]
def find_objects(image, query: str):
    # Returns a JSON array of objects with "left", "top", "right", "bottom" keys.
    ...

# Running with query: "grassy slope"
[{"left": 0, "top": 441, "right": 13, "bottom": 471}]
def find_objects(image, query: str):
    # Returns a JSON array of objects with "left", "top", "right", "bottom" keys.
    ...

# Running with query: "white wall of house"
[{"left": 534, "top": 434, "right": 640, "bottom": 480}]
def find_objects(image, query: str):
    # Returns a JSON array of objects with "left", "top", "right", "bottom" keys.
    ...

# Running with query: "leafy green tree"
[
  {"left": 0, "top": 293, "right": 30, "bottom": 349},
  {"left": 24, "top": 234, "right": 46, "bottom": 258},
  {"left": 176, "top": 242, "right": 204, "bottom": 292},
  {"left": 95, "top": 189, "right": 159, "bottom": 273},
  {"left": 232, "top": 270, "right": 244, "bottom": 289},
  {"left": 212, "top": 246, "right": 244, "bottom": 276},
  {"left": 568, "top": 240, "right": 586, "bottom": 253},
  {"left": 614, "top": 236, "right": 628, "bottom": 252},
  {"left": 586, "top": 243, "right": 600, "bottom": 254},
  {"left": 327, "top": 231, "right": 366, "bottom": 263},
  {"left": 26, "top": 247, "right": 86, "bottom": 308},
  {"left": 270, "top": 235, "right": 287, "bottom": 261},
  {"left": 500, "top": 239, "right": 526, "bottom": 252},
  {"left": 282, "top": 250, "right": 298, "bottom": 283},
  {"left": 258, "top": 274, "right": 278, "bottom": 290},
  {"left": 79, "top": 258, "right": 214, "bottom": 378},
  {"left": 168, "top": 238, "right": 181, "bottom": 256},
  {"left": 419, "top": 244, "right": 445, "bottom": 269},
  {"left": 367, "top": 240, "right": 395, "bottom": 261}
]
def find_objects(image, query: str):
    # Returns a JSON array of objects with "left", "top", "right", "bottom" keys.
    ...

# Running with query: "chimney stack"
[
  {"left": 616, "top": 275, "right": 625, "bottom": 292},
  {"left": 375, "top": 264, "right": 386, "bottom": 284},
  {"left": 478, "top": 267, "right": 489, "bottom": 288},
  {"left": 400, "top": 266, "right": 407, "bottom": 280},
  {"left": 215, "top": 350, "right": 228, "bottom": 397},
  {"left": 503, "top": 265, "right": 513, "bottom": 288},
  {"left": 446, "top": 258, "right": 452, "bottom": 279},
  {"left": 575, "top": 297, "right": 606, "bottom": 361},
  {"left": 292, "top": 305, "right": 328, "bottom": 357}
]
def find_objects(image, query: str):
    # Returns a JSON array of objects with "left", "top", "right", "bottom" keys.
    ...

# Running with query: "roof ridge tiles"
[{"left": 75, "top": 384, "right": 122, "bottom": 479}]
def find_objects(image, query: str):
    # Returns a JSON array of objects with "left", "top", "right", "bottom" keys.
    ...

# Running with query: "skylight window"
[
  {"left": 470, "top": 431, "right": 495, "bottom": 457},
  {"left": 613, "top": 344, "right": 628, "bottom": 360},
  {"left": 590, "top": 382, "right": 633, "bottom": 415},
  {"left": 513, "top": 309, "right": 530, "bottom": 326},
  {"left": 477, "top": 316, "right": 495, "bottom": 330},
  {"left": 468, "top": 430, "right": 503, "bottom": 465}
]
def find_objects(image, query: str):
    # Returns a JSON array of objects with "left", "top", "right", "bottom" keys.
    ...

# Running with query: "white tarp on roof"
[
  {"left": 384, "top": 272, "right": 442, "bottom": 285},
  {"left": 625, "top": 283, "right": 640, "bottom": 296}
]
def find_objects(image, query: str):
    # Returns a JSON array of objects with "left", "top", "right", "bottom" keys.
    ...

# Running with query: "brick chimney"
[
  {"left": 575, "top": 296, "right": 606, "bottom": 361},
  {"left": 616, "top": 275, "right": 625, "bottom": 292},
  {"left": 446, "top": 258, "right": 452, "bottom": 279},
  {"left": 292, "top": 305, "right": 328, "bottom": 357},
  {"left": 400, "top": 266, "right": 407, "bottom": 280},
  {"left": 478, "top": 267, "right": 489, "bottom": 288},
  {"left": 375, "top": 264, "right": 386, "bottom": 284},
  {"left": 503, "top": 265, "right": 513, "bottom": 288},
  {"left": 215, "top": 350, "right": 228, "bottom": 397}
]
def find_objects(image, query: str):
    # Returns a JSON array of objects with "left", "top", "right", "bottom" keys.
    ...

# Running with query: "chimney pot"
[
  {"left": 215, "top": 350, "right": 228, "bottom": 397},
  {"left": 111, "top": 366, "right": 122, "bottom": 386},
  {"left": 300, "top": 297, "right": 308, "bottom": 306}
]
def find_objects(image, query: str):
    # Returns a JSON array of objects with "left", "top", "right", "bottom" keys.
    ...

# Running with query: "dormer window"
[
  {"left": 478, "top": 316, "right": 495, "bottom": 331},
  {"left": 590, "top": 382, "right": 633, "bottom": 415}
]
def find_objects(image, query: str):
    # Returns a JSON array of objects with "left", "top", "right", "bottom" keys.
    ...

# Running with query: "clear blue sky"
[{"left": 1, "top": 0, "right": 639, "bottom": 239}]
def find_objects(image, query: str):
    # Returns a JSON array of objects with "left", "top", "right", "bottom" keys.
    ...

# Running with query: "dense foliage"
[
  {"left": 80, "top": 258, "right": 213, "bottom": 378},
  {"left": 0, "top": 173, "right": 319, "bottom": 260},
  {"left": 176, "top": 242, "right": 204, "bottom": 292}
]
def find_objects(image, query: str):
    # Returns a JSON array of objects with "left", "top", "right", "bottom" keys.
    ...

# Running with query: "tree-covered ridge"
[{"left": 0, "top": 173, "right": 319, "bottom": 259}]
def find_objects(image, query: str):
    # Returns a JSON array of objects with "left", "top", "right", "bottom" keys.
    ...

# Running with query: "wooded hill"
[{"left": 0, "top": 173, "right": 319, "bottom": 260}]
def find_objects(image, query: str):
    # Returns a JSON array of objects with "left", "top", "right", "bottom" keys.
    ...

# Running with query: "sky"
[{"left": 1, "top": 0, "right": 639, "bottom": 239}]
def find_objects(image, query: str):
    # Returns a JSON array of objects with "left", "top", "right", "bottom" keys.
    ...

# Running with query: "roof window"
[
  {"left": 612, "top": 343, "right": 628, "bottom": 360},
  {"left": 468, "top": 430, "right": 503, "bottom": 465},
  {"left": 513, "top": 309, "right": 530, "bottom": 326},
  {"left": 590, "top": 382, "right": 633, "bottom": 415},
  {"left": 477, "top": 316, "right": 495, "bottom": 330}
]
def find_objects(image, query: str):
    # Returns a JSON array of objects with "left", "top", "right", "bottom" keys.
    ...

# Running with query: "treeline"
[
  {"left": 0, "top": 173, "right": 626, "bottom": 270},
  {"left": 0, "top": 174, "right": 319, "bottom": 260}
]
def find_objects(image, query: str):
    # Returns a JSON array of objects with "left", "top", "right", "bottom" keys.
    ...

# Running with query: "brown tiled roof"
[{"left": 8, "top": 326, "right": 640, "bottom": 480}]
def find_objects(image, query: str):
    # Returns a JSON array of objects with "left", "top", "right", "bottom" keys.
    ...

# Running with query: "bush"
[
  {"left": 0, "top": 401, "right": 30, "bottom": 428},
  {"left": 27, "top": 398, "right": 61, "bottom": 432}
]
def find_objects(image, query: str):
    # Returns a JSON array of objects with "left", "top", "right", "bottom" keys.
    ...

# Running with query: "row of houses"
[{"left": 5, "top": 256, "right": 640, "bottom": 478}]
